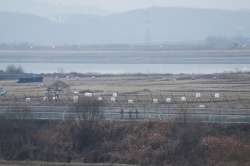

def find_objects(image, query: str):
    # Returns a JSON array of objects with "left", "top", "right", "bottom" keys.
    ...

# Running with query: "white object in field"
[
  {"left": 73, "top": 95, "right": 79, "bottom": 103},
  {"left": 153, "top": 98, "right": 158, "bottom": 104},
  {"left": 166, "top": 98, "right": 172, "bottom": 103},
  {"left": 215, "top": 93, "right": 220, "bottom": 98},
  {"left": 25, "top": 98, "right": 31, "bottom": 103},
  {"left": 52, "top": 96, "right": 57, "bottom": 100},
  {"left": 195, "top": 92, "right": 201, "bottom": 98},
  {"left": 199, "top": 104, "right": 206, "bottom": 108},
  {"left": 112, "top": 92, "right": 118, "bottom": 97},
  {"left": 128, "top": 99, "right": 134, "bottom": 104},
  {"left": 43, "top": 96, "right": 48, "bottom": 101},
  {"left": 98, "top": 97, "right": 103, "bottom": 101},
  {"left": 111, "top": 97, "right": 116, "bottom": 102},
  {"left": 73, "top": 91, "right": 79, "bottom": 94},
  {"left": 84, "top": 92, "right": 93, "bottom": 97},
  {"left": 181, "top": 96, "right": 187, "bottom": 102}
]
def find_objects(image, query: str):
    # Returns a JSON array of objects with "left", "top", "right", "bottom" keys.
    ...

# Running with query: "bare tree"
[
  {"left": 5, "top": 65, "right": 24, "bottom": 74},
  {"left": 71, "top": 96, "right": 105, "bottom": 121}
]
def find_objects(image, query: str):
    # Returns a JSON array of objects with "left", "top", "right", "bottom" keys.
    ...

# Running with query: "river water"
[{"left": 1, "top": 50, "right": 250, "bottom": 74}]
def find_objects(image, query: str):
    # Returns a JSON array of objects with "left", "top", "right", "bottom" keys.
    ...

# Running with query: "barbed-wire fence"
[{"left": 1, "top": 90, "right": 250, "bottom": 123}]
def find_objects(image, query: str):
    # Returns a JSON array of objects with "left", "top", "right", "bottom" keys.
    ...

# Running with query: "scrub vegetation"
[{"left": 0, "top": 119, "right": 249, "bottom": 166}]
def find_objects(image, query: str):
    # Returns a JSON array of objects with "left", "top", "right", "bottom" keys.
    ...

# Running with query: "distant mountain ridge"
[{"left": 1, "top": 7, "right": 250, "bottom": 45}]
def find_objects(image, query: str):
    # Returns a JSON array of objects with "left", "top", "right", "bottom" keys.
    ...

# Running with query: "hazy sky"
[
  {"left": 40, "top": 0, "right": 250, "bottom": 11},
  {"left": 1, "top": 0, "right": 250, "bottom": 15}
]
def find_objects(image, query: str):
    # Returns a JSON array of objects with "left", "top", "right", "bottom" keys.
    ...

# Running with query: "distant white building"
[
  {"left": 199, "top": 104, "right": 206, "bottom": 108},
  {"left": 84, "top": 92, "right": 93, "bottom": 97},
  {"left": 153, "top": 98, "right": 158, "bottom": 104},
  {"left": 166, "top": 98, "right": 172, "bottom": 103},
  {"left": 25, "top": 98, "right": 31, "bottom": 103},
  {"left": 128, "top": 99, "right": 134, "bottom": 104},
  {"left": 215, "top": 93, "right": 220, "bottom": 98},
  {"left": 73, "top": 96, "right": 79, "bottom": 103},
  {"left": 181, "top": 96, "right": 187, "bottom": 102},
  {"left": 195, "top": 92, "right": 201, "bottom": 98},
  {"left": 98, "top": 97, "right": 103, "bottom": 101},
  {"left": 112, "top": 92, "right": 118, "bottom": 97},
  {"left": 111, "top": 97, "right": 116, "bottom": 102},
  {"left": 43, "top": 96, "right": 48, "bottom": 101}
]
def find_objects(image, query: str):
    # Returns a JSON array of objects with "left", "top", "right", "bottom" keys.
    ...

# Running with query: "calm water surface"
[{"left": 1, "top": 50, "right": 250, "bottom": 74}]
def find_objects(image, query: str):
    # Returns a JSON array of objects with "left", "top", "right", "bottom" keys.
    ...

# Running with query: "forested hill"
[{"left": 1, "top": 7, "right": 250, "bottom": 45}]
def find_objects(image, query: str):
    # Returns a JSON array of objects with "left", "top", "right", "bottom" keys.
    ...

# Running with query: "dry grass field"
[
  {"left": 1, "top": 73, "right": 250, "bottom": 113},
  {"left": 1, "top": 73, "right": 250, "bottom": 96}
]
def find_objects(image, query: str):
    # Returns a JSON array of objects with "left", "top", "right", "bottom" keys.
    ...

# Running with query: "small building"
[{"left": 46, "top": 80, "right": 70, "bottom": 100}]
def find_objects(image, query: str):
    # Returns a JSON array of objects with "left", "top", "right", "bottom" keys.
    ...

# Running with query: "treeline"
[
  {"left": 0, "top": 65, "right": 24, "bottom": 74},
  {"left": 0, "top": 119, "right": 249, "bottom": 166},
  {"left": 0, "top": 65, "right": 26, "bottom": 80}
]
